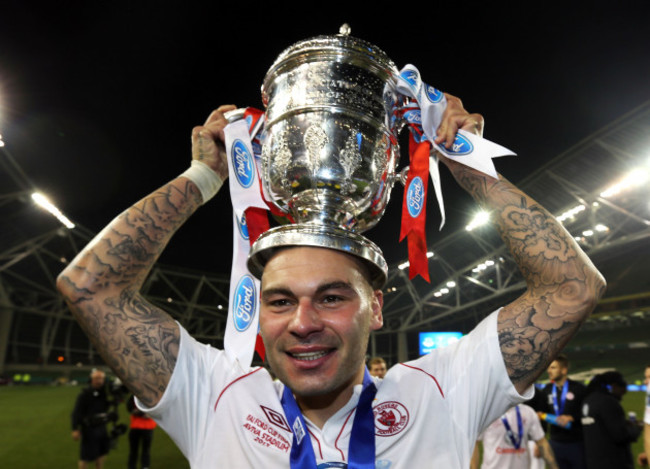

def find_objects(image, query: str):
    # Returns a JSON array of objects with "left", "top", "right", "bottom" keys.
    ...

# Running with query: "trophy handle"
[
  {"left": 398, "top": 166, "right": 410, "bottom": 186},
  {"left": 224, "top": 108, "right": 247, "bottom": 123}
]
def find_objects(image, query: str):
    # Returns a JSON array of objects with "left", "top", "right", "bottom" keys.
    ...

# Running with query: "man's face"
[
  {"left": 610, "top": 382, "right": 627, "bottom": 399},
  {"left": 90, "top": 372, "right": 105, "bottom": 389},
  {"left": 547, "top": 360, "right": 567, "bottom": 382},
  {"left": 369, "top": 363, "right": 387, "bottom": 379},
  {"left": 259, "top": 247, "right": 383, "bottom": 400}
]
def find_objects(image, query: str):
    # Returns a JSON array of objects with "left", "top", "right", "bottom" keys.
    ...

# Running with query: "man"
[
  {"left": 126, "top": 394, "right": 156, "bottom": 469},
  {"left": 71, "top": 369, "right": 111, "bottom": 469},
  {"left": 637, "top": 364, "right": 650, "bottom": 466},
  {"left": 470, "top": 404, "right": 559, "bottom": 469},
  {"left": 539, "top": 354, "right": 587, "bottom": 469},
  {"left": 581, "top": 370, "right": 641, "bottom": 469},
  {"left": 368, "top": 357, "right": 387, "bottom": 379},
  {"left": 56, "top": 95, "right": 605, "bottom": 467}
]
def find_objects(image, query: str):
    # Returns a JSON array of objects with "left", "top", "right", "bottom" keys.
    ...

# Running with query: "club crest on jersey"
[
  {"left": 406, "top": 177, "right": 425, "bottom": 218},
  {"left": 425, "top": 84, "right": 443, "bottom": 103},
  {"left": 231, "top": 139, "right": 255, "bottom": 188},
  {"left": 374, "top": 401, "right": 409, "bottom": 436},
  {"left": 233, "top": 275, "right": 256, "bottom": 332},
  {"left": 443, "top": 133, "right": 474, "bottom": 156},
  {"left": 237, "top": 213, "right": 249, "bottom": 241}
]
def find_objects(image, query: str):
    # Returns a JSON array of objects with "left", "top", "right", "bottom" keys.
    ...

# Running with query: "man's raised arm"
[
  {"left": 436, "top": 95, "right": 606, "bottom": 394},
  {"left": 56, "top": 105, "right": 235, "bottom": 407}
]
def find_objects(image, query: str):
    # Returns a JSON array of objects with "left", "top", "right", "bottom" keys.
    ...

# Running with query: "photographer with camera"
[
  {"left": 71, "top": 369, "right": 128, "bottom": 468},
  {"left": 71, "top": 369, "right": 111, "bottom": 468}
]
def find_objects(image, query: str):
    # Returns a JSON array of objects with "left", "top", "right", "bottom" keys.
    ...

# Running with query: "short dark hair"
[
  {"left": 553, "top": 354, "right": 569, "bottom": 369},
  {"left": 368, "top": 357, "right": 386, "bottom": 367}
]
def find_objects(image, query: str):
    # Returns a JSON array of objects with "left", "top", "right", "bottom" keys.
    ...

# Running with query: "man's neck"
[
  {"left": 296, "top": 387, "right": 355, "bottom": 429},
  {"left": 294, "top": 368, "right": 366, "bottom": 429},
  {"left": 555, "top": 376, "right": 568, "bottom": 387}
]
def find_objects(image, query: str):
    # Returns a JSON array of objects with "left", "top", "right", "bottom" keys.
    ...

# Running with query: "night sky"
[{"left": 2, "top": 1, "right": 649, "bottom": 274}]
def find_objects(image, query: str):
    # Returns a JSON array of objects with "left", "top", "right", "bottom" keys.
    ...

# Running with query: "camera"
[{"left": 84, "top": 377, "right": 130, "bottom": 450}]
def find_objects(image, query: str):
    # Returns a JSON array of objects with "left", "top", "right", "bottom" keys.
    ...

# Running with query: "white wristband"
[{"left": 179, "top": 160, "right": 224, "bottom": 204}]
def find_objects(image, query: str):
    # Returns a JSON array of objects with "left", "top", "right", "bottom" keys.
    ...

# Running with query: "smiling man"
[{"left": 57, "top": 94, "right": 605, "bottom": 467}]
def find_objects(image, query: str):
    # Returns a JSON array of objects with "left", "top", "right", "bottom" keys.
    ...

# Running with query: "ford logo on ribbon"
[
  {"left": 233, "top": 275, "right": 256, "bottom": 332},
  {"left": 445, "top": 133, "right": 474, "bottom": 156},
  {"left": 237, "top": 213, "right": 249, "bottom": 241},
  {"left": 231, "top": 139, "right": 255, "bottom": 188},
  {"left": 406, "top": 176, "right": 425, "bottom": 218},
  {"left": 425, "top": 84, "right": 443, "bottom": 103},
  {"left": 404, "top": 110, "right": 422, "bottom": 125}
]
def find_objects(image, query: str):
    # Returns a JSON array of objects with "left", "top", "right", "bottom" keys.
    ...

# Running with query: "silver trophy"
[{"left": 246, "top": 26, "right": 404, "bottom": 289}]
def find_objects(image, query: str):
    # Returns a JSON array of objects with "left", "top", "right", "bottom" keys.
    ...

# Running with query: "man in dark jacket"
[
  {"left": 581, "top": 371, "right": 641, "bottom": 469},
  {"left": 539, "top": 354, "right": 588, "bottom": 469},
  {"left": 71, "top": 369, "right": 111, "bottom": 469}
]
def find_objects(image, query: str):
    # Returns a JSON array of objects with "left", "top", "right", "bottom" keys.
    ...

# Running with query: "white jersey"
[
  {"left": 478, "top": 404, "right": 545, "bottom": 469},
  {"left": 138, "top": 309, "right": 531, "bottom": 468}
]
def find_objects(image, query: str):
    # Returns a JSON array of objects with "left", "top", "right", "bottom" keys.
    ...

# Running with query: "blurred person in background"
[
  {"left": 126, "top": 394, "right": 157, "bottom": 469},
  {"left": 538, "top": 354, "right": 587, "bottom": 469},
  {"left": 471, "top": 403, "right": 559, "bottom": 469},
  {"left": 368, "top": 356, "right": 387, "bottom": 379},
  {"left": 71, "top": 369, "right": 111, "bottom": 469},
  {"left": 581, "top": 370, "right": 641, "bottom": 469}
]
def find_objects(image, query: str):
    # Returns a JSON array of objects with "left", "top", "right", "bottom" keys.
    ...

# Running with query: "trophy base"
[{"left": 247, "top": 224, "right": 387, "bottom": 289}]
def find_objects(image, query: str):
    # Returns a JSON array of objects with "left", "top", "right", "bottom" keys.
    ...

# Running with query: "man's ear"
[{"left": 370, "top": 289, "right": 384, "bottom": 330}]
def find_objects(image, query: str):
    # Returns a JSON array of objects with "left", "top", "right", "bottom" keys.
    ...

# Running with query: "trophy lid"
[
  {"left": 247, "top": 224, "right": 388, "bottom": 289},
  {"left": 261, "top": 25, "right": 399, "bottom": 108}
]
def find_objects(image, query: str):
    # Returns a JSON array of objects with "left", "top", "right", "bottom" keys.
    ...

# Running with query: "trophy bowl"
[{"left": 248, "top": 28, "right": 404, "bottom": 289}]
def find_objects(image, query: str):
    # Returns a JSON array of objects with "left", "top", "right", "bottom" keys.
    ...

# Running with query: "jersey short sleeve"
[{"left": 135, "top": 324, "right": 242, "bottom": 461}]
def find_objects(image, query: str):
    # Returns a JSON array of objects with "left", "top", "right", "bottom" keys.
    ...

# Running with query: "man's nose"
[{"left": 288, "top": 299, "right": 324, "bottom": 337}]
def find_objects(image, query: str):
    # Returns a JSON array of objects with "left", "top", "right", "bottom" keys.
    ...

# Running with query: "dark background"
[{"left": 2, "top": 1, "right": 649, "bottom": 274}]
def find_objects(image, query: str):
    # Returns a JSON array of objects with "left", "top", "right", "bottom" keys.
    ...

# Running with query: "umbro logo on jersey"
[{"left": 260, "top": 405, "right": 291, "bottom": 433}]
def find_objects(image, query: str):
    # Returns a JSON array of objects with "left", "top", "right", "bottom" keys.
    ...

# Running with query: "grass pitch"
[{"left": 0, "top": 384, "right": 188, "bottom": 468}]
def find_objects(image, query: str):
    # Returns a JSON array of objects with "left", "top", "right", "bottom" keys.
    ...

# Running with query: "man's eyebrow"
[
  {"left": 261, "top": 287, "right": 295, "bottom": 301},
  {"left": 314, "top": 281, "right": 355, "bottom": 295},
  {"left": 261, "top": 281, "right": 355, "bottom": 301}
]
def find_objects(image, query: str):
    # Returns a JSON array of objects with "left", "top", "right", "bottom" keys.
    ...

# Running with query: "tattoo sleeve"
[
  {"left": 444, "top": 159, "right": 606, "bottom": 392},
  {"left": 57, "top": 178, "right": 204, "bottom": 407}
]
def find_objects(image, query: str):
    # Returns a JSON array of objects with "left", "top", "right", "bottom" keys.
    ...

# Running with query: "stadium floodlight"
[
  {"left": 600, "top": 168, "right": 649, "bottom": 198},
  {"left": 0, "top": 133, "right": 4, "bottom": 147},
  {"left": 31, "top": 192, "right": 75, "bottom": 229},
  {"left": 466, "top": 210, "right": 490, "bottom": 231},
  {"left": 557, "top": 204, "right": 586, "bottom": 223},
  {"left": 446, "top": 281, "right": 456, "bottom": 288}
]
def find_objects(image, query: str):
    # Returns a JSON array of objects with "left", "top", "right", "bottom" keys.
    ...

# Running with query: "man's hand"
[
  {"left": 191, "top": 104, "right": 236, "bottom": 180},
  {"left": 71, "top": 429, "right": 81, "bottom": 441},
  {"left": 638, "top": 452, "right": 648, "bottom": 466},
  {"left": 434, "top": 93, "right": 484, "bottom": 148},
  {"left": 556, "top": 415, "right": 573, "bottom": 427}
]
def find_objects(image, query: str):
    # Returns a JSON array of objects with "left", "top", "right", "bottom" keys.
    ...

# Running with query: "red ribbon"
[{"left": 400, "top": 137, "right": 431, "bottom": 282}]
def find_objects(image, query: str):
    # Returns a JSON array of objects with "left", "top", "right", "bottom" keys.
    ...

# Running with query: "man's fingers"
[{"left": 202, "top": 104, "right": 237, "bottom": 143}]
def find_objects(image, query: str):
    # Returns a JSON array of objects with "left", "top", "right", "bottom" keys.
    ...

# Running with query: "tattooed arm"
[
  {"left": 56, "top": 105, "right": 235, "bottom": 407},
  {"left": 436, "top": 95, "right": 606, "bottom": 394}
]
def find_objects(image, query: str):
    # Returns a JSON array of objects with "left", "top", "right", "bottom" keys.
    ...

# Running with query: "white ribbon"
[
  {"left": 395, "top": 64, "right": 516, "bottom": 228},
  {"left": 223, "top": 119, "right": 268, "bottom": 368}
]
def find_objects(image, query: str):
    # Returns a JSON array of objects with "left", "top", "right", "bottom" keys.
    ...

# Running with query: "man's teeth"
[{"left": 291, "top": 351, "right": 328, "bottom": 361}]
